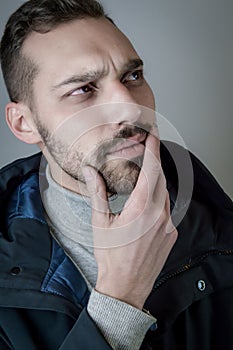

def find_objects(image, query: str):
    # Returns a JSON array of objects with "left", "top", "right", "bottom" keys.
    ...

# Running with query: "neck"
[
  {"left": 44, "top": 155, "right": 89, "bottom": 196},
  {"left": 51, "top": 167, "right": 89, "bottom": 196}
]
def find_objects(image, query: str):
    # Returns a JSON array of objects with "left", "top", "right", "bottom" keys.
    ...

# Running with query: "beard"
[{"left": 37, "top": 120, "right": 151, "bottom": 195}]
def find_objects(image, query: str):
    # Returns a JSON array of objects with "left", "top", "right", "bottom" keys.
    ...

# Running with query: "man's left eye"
[{"left": 127, "top": 70, "right": 144, "bottom": 81}]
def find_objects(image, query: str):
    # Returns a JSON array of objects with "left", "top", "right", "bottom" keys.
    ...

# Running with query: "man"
[{"left": 0, "top": 0, "right": 232, "bottom": 349}]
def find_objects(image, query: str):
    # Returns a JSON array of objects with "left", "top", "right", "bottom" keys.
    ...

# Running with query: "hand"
[{"left": 83, "top": 133, "right": 178, "bottom": 310}]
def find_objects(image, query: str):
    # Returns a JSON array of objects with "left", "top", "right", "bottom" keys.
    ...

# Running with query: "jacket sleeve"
[
  {"left": 0, "top": 335, "right": 11, "bottom": 350},
  {"left": 0, "top": 307, "right": 112, "bottom": 350},
  {"left": 59, "top": 309, "right": 112, "bottom": 349}
]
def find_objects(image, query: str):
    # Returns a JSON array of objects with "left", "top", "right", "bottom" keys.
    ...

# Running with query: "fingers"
[
  {"left": 147, "top": 125, "right": 161, "bottom": 161},
  {"left": 129, "top": 132, "right": 161, "bottom": 207},
  {"left": 140, "top": 132, "right": 161, "bottom": 188},
  {"left": 164, "top": 192, "right": 177, "bottom": 235},
  {"left": 82, "top": 166, "right": 110, "bottom": 222}
]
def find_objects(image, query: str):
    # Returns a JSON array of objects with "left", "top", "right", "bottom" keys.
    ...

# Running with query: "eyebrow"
[
  {"left": 121, "top": 58, "right": 144, "bottom": 75},
  {"left": 51, "top": 58, "right": 144, "bottom": 91}
]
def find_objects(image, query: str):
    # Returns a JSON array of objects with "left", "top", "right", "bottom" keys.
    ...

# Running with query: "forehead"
[{"left": 22, "top": 17, "right": 138, "bottom": 78}]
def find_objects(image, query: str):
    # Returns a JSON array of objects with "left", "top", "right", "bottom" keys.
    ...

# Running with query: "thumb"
[{"left": 82, "top": 166, "right": 110, "bottom": 217}]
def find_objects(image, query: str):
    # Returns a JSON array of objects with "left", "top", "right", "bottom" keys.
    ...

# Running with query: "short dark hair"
[{"left": 0, "top": 0, "right": 112, "bottom": 105}]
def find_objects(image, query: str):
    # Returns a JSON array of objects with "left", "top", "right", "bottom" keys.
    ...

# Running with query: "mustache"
[
  {"left": 113, "top": 122, "right": 152, "bottom": 139},
  {"left": 95, "top": 123, "right": 152, "bottom": 163}
]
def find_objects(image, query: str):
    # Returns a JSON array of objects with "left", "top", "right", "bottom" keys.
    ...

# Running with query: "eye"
[
  {"left": 69, "top": 84, "right": 94, "bottom": 96},
  {"left": 123, "top": 69, "right": 144, "bottom": 85},
  {"left": 128, "top": 70, "right": 144, "bottom": 81}
]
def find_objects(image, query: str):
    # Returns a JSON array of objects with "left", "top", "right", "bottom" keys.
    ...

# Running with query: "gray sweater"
[{"left": 42, "top": 166, "right": 156, "bottom": 350}]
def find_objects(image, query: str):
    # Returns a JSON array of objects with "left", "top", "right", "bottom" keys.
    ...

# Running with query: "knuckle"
[{"left": 157, "top": 209, "right": 167, "bottom": 226}]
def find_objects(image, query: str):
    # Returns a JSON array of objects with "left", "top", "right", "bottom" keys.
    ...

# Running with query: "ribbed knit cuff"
[{"left": 87, "top": 289, "right": 157, "bottom": 350}]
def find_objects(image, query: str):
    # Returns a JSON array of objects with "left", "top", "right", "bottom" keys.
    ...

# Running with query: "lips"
[{"left": 108, "top": 133, "right": 147, "bottom": 155}]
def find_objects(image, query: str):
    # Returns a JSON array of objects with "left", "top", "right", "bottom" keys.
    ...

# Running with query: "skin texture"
[
  {"left": 14, "top": 17, "right": 156, "bottom": 195},
  {"left": 6, "top": 17, "right": 178, "bottom": 309}
]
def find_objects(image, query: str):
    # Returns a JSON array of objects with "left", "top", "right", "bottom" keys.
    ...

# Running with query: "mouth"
[{"left": 107, "top": 133, "right": 147, "bottom": 158}]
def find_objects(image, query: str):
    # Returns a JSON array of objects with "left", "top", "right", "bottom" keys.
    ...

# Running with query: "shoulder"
[
  {"left": 160, "top": 140, "right": 233, "bottom": 218},
  {"left": 0, "top": 152, "right": 43, "bottom": 195}
]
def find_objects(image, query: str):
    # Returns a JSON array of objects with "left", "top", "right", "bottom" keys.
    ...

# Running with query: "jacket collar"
[{"left": 0, "top": 144, "right": 233, "bottom": 321}]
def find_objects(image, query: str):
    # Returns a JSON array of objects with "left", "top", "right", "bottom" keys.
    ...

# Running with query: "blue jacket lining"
[{"left": 6, "top": 173, "right": 90, "bottom": 308}]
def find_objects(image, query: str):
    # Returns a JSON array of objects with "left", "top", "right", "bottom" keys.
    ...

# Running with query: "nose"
[{"left": 103, "top": 81, "right": 142, "bottom": 125}]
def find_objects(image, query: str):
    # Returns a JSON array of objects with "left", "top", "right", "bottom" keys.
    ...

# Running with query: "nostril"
[{"left": 116, "top": 103, "right": 142, "bottom": 125}]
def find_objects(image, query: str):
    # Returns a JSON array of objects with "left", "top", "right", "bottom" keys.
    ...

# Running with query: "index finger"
[
  {"left": 82, "top": 166, "right": 111, "bottom": 223},
  {"left": 134, "top": 131, "right": 161, "bottom": 198},
  {"left": 121, "top": 130, "right": 162, "bottom": 219}
]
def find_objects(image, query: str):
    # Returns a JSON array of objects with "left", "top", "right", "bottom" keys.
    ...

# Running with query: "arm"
[
  {"left": 87, "top": 289, "right": 156, "bottom": 350},
  {"left": 83, "top": 132, "right": 178, "bottom": 349},
  {"left": 0, "top": 307, "right": 112, "bottom": 350},
  {"left": 59, "top": 308, "right": 113, "bottom": 350}
]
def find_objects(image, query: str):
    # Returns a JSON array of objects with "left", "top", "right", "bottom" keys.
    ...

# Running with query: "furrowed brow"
[
  {"left": 121, "top": 58, "right": 144, "bottom": 73},
  {"left": 51, "top": 58, "right": 144, "bottom": 91},
  {"left": 51, "top": 70, "right": 103, "bottom": 91}
]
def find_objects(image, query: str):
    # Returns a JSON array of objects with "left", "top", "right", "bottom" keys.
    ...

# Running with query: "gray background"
[{"left": 0, "top": 0, "right": 232, "bottom": 198}]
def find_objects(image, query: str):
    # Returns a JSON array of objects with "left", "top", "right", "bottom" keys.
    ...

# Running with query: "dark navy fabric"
[
  {"left": 1, "top": 149, "right": 233, "bottom": 349},
  {"left": 41, "top": 239, "right": 90, "bottom": 308},
  {"left": 5, "top": 170, "right": 90, "bottom": 309},
  {"left": 6, "top": 172, "right": 46, "bottom": 226}
]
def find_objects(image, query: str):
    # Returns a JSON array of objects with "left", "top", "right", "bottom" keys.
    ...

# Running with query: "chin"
[{"left": 99, "top": 157, "right": 142, "bottom": 195}]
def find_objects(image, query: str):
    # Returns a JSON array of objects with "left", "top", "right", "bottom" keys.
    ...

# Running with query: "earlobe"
[{"left": 5, "top": 102, "right": 41, "bottom": 144}]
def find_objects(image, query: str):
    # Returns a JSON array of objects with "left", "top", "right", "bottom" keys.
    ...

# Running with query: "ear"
[{"left": 6, "top": 102, "right": 42, "bottom": 144}]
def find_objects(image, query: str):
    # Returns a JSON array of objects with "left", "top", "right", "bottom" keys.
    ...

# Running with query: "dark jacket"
[{"left": 0, "top": 142, "right": 233, "bottom": 350}]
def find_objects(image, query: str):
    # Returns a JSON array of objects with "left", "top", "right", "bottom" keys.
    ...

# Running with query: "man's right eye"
[{"left": 69, "top": 84, "right": 93, "bottom": 96}]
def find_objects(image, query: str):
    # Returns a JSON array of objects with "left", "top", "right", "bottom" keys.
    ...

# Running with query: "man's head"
[
  {"left": 0, "top": 0, "right": 109, "bottom": 104},
  {"left": 0, "top": 0, "right": 156, "bottom": 195}
]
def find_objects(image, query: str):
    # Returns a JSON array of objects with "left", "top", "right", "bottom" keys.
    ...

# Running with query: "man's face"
[{"left": 23, "top": 17, "right": 156, "bottom": 194}]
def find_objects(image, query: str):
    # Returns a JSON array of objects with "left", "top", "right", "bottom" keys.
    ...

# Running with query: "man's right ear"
[{"left": 6, "top": 102, "right": 42, "bottom": 144}]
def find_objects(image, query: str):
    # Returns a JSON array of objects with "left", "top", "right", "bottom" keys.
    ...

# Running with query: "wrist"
[{"left": 95, "top": 281, "right": 145, "bottom": 310}]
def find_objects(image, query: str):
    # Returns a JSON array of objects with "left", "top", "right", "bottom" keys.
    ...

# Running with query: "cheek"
[
  {"left": 130, "top": 81, "right": 155, "bottom": 111},
  {"left": 72, "top": 129, "right": 103, "bottom": 157},
  {"left": 140, "top": 83, "right": 156, "bottom": 110}
]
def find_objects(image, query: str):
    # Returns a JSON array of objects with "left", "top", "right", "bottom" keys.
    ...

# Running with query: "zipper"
[{"left": 153, "top": 249, "right": 233, "bottom": 290}]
